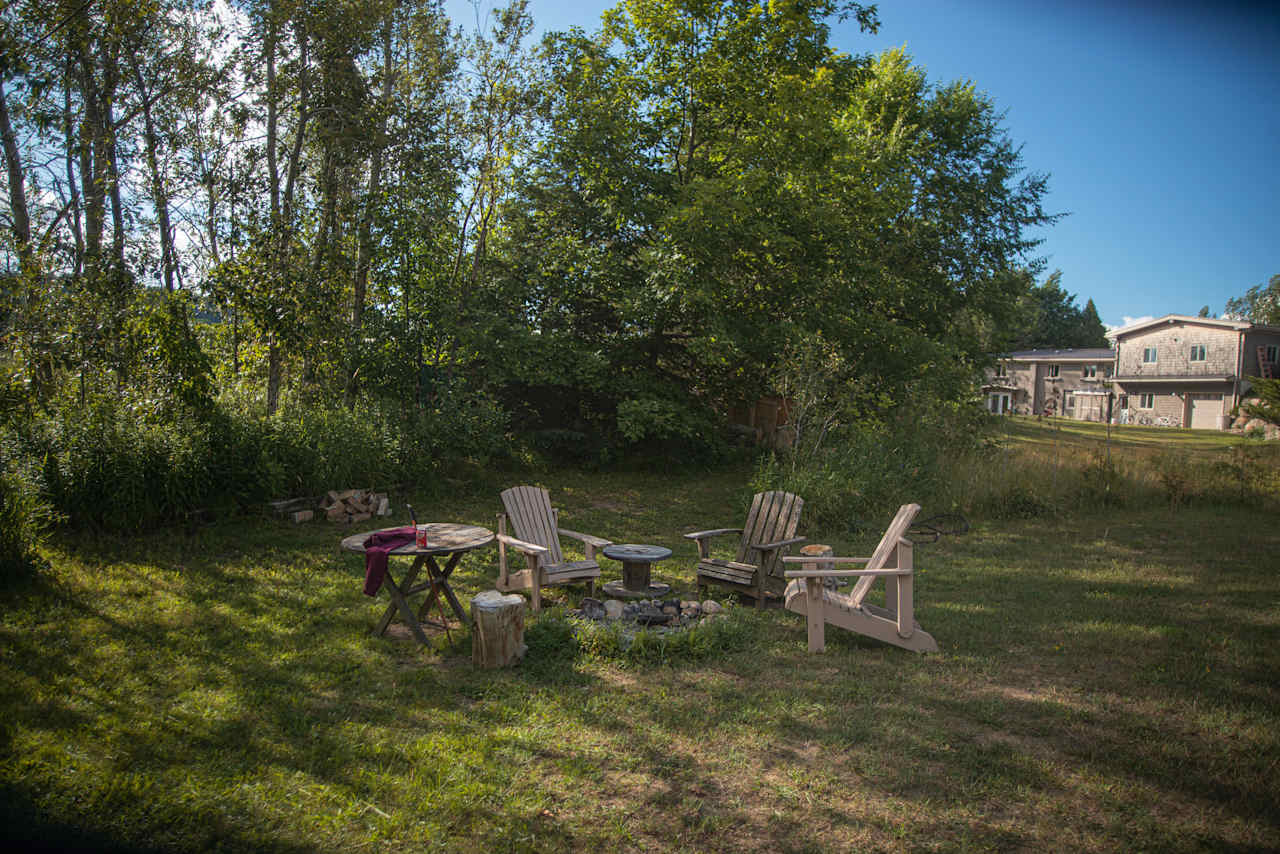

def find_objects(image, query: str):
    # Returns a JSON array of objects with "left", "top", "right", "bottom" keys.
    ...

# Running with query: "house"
[
  {"left": 983, "top": 347, "right": 1116, "bottom": 420},
  {"left": 1110, "top": 315, "right": 1280, "bottom": 429}
]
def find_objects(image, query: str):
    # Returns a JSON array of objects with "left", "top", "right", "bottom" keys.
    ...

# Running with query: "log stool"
[
  {"left": 798, "top": 543, "right": 837, "bottom": 589},
  {"left": 471, "top": 590, "right": 527, "bottom": 668}
]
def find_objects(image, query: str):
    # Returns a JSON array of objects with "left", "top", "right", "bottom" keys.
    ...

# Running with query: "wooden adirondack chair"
[
  {"left": 686, "top": 491, "right": 806, "bottom": 607},
  {"left": 781, "top": 503, "right": 938, "bottom": 653},
  {"left": 496, "top": 486, "right": 611, "bottom": 611}
]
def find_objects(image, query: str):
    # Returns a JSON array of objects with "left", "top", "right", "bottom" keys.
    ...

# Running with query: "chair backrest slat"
[
  {"left": 737, "top": 491, "right": 803, "bottom": 579},
  {"left": 735, "top": 492, "right": 768, "bottom": 563},
  {"left": 849, "top": 503, "right": 921, "bottom": 606},
  {"left": 501, "top": 486, "right": 563, "bottom": 566}
]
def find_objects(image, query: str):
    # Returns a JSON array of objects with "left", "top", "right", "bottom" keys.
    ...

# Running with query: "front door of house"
[{"left": 987, "top": 392, "right": 1010, "bottom": 414}]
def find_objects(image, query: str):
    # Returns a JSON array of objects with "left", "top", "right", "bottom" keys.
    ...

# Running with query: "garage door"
[{"left": 1188, "top": 393, "right": 1223, "bottom": 430}]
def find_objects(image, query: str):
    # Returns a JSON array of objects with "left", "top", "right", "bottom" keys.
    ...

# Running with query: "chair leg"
[
  {"left": 530, "top": 581, "right": 541, "bottom": 612},
  {"left": 586, "top": 578, "right": 595, "bottom": 598}
]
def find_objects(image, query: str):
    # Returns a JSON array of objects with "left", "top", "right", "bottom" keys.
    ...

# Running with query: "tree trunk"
[
  {"left": 280, "top": 21, "right": 309, "bottom": 235},
  {"left": 99, "top": 39, "right": 126, "bottom": 273},
  {"left": 267, "top": 337, "right": 282, "bottom": 415},
  {"left": 73, "top": 38, "right": 105, "bottom": 277},
  {"left": 63, "top": 67, "right": 84, "bottom": 276},
  {"left": 0, "top": 79, "right": 32, "bottom": 271},
  {"left": 265, "top": 14, "right": 281, "bottom": 231},
  {"left": 345, "top": 16, "right": 394, "bottom": 405},
  {"left": 130, "top": 58, "right": 176, "bottom": 291}
]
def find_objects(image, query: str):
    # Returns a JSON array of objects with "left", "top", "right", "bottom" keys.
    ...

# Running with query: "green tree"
[
  {"left": 1078, "top": 298, "right": 1108, "bottom": 347},
  {"left": 1008, "top": 270, "right": 1107, "bottom": 349},
  {"left": 486, "top": 1, "right": 1052, "bottom": 451},
  {"left": 1225, "top": 274, "right": 1280, "bottom": 326},
  {"left": 1242, "top": 376, "right": 1280, "bottom": 428}
]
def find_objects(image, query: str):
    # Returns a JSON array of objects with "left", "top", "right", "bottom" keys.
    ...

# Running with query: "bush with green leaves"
[
  {"left": 753, "top": 403, "right": 991, "bottom": 532},
  {"left": 0, "top": 447, "right": 54, "bottom": 582},
  {"left": 20, "top": 380, "right": 511, "bottom": 531}
]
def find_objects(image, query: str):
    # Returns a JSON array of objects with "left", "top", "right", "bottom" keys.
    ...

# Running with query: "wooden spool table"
[
  {"left": 601, "top": 543, "right": 673, "bottom": 598},
  {"left": 342, "top": 522, "right": 494, "bottom": 645}
]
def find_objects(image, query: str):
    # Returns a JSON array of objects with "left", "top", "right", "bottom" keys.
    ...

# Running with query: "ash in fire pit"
[{"left": 569, "top": 596, "right": 723, "bottom": 631}]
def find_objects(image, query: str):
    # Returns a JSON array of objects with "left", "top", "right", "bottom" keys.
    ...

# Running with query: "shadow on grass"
[{"left": 3, "top": 498, "right": 1278, "bottom": 851}]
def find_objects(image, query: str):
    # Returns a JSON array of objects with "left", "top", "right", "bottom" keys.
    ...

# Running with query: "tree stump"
[
  {"left": 798, "top": 543, "right": 836, "bottom": 589},
  {"left": 471, "top": 591, "right": 527, "bottom": 668}
]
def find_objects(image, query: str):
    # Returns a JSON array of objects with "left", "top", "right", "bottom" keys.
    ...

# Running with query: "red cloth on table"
[{"left": 363, "top": 526, "right": 417, "bottom": 596}]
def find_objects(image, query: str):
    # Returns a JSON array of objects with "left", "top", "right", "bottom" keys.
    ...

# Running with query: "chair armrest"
[
  {"left": 497, "top": 534, "right": 548, "bottom": 557},
  {"left": 683, "top": 528, "right": 742, "bottom": 541},
  {"left": 781, "top": 555, "right": 911, "bottom": 578},
  {"left": 558, "top": 528, "right": 612, "bottom": 549},
  {"left": 751, "top": 536, "right": 807, "bottom": 553},
  {"left": 684, "top": 527, "right": 742, "bottom": 560},
  {"left": 783, "top": 567, "right": 913, "bottom": 578}
]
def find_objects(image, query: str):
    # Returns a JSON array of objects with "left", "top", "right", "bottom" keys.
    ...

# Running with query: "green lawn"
[
  {"left": 998, "top": 414, "right": 1251, "bottom": 452},
  {"left": 3, "top": 461, "right": 1279, "bottom": 852}
]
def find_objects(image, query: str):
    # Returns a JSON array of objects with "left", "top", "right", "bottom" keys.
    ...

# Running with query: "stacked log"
[{"left": 320, "top": 489, "right": 392, "bottom": 523}]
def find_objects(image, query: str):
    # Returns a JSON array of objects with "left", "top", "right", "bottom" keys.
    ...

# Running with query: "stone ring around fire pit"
[
  {"left": 601, "top": 543, "right": 673, "bottom": 599},
  {"left": 570, "top": 596, "right": 724, "bottom": 634}
]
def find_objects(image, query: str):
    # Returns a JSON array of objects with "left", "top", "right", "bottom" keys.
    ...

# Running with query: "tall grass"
[
  {"left": 12, "top": 383, "right": 510, "bottom": 533},
  {"left": 756, "top": 414, "right": 1280, "bottom": 528}
]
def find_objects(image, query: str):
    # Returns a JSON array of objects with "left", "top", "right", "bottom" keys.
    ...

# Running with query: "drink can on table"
[{"left": 415, "top": 525, "right": 429, "bottom": 548}]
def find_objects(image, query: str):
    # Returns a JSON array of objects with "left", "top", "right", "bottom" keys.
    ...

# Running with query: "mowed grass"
[{"left": 2, "top": 451, "right": 1279, "bottom": 852}]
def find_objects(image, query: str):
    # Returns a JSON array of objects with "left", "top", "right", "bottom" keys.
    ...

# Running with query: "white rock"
[
  {"left": 604, "top": 600, "right": 624, "bottom": 620},
  {"left": 701, "top": 600, "right": 722, "bottom": 615}
]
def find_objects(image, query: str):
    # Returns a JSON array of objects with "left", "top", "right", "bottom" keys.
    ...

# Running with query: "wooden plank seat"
[
  {"left": 497, "top": 485, "right": 611, "bottom": 611},
  {"left": 687, "top": 490, "right": 805, "bottom": 607},
  {"left": 782, "top": 503, "right": 938, "bottom": 653}
]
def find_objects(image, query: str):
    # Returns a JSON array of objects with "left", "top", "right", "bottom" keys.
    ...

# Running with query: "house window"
[
  {"left": 1267, "top": 345, "right": 1279, "bottom": 364},
  {"left": 1138, "top": 393, "right": 1155, "bottom": 409},
  {"left": 1105, "top": 366, "right": 1113, "bottom": 378},
  {"left": 1189, "top": 344, "right": 1206, "bottom": 362},
  {"left": 994, "top": 363, "right": 1007, "bottom": 378},
  {"left": 1082, "top": 365, "right": 1097, "bottom": 378},
  {"left": 1047, "top": 364, "right": 1060, "bottom": 378},
  {"left": 1143, "top": 347, "right": 1158, "bottom": 363}
]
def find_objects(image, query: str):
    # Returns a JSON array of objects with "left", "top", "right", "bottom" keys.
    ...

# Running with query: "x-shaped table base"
[{"left": 374, "top": 551, "right": 470, "bottom": 645}]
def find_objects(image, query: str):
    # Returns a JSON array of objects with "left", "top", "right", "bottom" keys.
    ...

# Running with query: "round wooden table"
[
  {"left": 342, "top": 523, "right": 494, "bottom": 644},
  {"left": 601, "top": 543, "right": 673, "bottom": 599}
]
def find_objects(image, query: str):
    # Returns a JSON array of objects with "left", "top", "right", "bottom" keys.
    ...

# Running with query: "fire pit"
[{"left": 568, "top": 596, "right": 723, "bottom": 633}]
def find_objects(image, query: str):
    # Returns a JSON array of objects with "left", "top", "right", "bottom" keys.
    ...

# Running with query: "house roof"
[
  {"left": 1108, "top": 314, "right": 1280, "bottom": 339},
  {"left": 1003, "top": 347, "right": 1116, "bottom": 362}
]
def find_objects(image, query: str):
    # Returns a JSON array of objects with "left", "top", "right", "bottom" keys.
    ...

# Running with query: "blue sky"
[{"left": 447, "top": 0, "right": 1280, "bottom": 329}]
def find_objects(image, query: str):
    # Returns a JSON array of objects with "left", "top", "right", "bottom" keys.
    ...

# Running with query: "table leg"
[
  {"left": 417, "top": 552, "right": 470, "bottom": 627},
  {"left": 382, "top": 574, "right": 430, "bottom": 646},
  {"left": 376, "top": 555, "right": 426, "bottom": 638},
  {"left": 436, "top": 552, "right": 470, "bottom": 625}
]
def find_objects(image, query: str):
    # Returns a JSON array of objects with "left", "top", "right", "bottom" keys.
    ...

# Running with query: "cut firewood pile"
[
  {"left": 269, "top": 490, "right": 394, "bottom": 524},
  {"left": 320, "top": 489, "right": 392, "bottom": 524}
]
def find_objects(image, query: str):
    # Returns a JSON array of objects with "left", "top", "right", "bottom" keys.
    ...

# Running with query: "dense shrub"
[
  {"left": 19, "top": 382, "right": 510, "bottom": 531},
  {"left": 0, "top": 451, "right": 54, "bottom": 582},
  {"left": 752, "top": 403, "right": 992, "bottom": 532}
]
